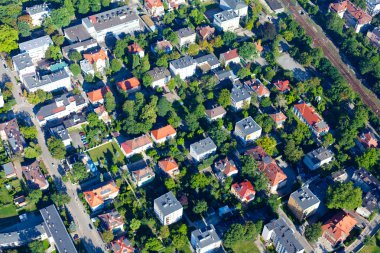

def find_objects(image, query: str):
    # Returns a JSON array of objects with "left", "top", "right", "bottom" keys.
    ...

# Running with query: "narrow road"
[
  {"left": 281, "top": 0, "right": 380, "bottom": 117},
  {"left": 2, "top": 66, "right": 105, "bottom": 253}
]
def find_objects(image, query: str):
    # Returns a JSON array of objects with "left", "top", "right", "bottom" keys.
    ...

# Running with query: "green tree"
[
  {"left": 223, "top": 223, "right": 245, "bottom": 248},
  {"left": 102, "top": 230, "right": 114, "bottom": 243},
  {"left": 104, "top": 92, "right": 116, "bottom": 113},
  {"left": 326, "top": 182, "right": 362, "bottom": 210},
  {"left": 256, "top": 136, "right": 276, "bottom": 156},
  {"left": 142, "top": 73, "right": 153, "bottom": 87},
  {"left": 257, "top": 22, "right": 277, "bottom": 41},
  {"left": 305, "top": 223, "right": 322, "bottom": 242},
  {"left": 20, "top": 126, "right": 38, "bottom": 140},
  {"left": 241, "top": 155, "right": 258, "bottom": 179},
  {"left": 17, "top": 21, "right": 31, "bottom": 37},
  {"left": 356, "top": 148, "right": 380, "bottom": 170},
  {"left": 144, "top": 238, "right": 163, "bottom": 251},
  {"left": 50, "top": 8, "right": 71, "bottom": 28},
  {"left": 253, "top": 173, "right": 269, "bottom": 191},
  {"left": 28, "top": 240, "right": 44, "bottom": 253},
  {"left": 52, "top": 34, "right": 65, "bottom": 46},
  {"left": 111, "top": 58, "right": 122, "bottom": 73},
  {"left": 27, "top": 189, "right": 43, "bottom": 205},
  {"left": 0, "top": 25, "right": 18, "bottom": 53},
  {"left": 47, "top": 137, "right": 66, "bottom": 160},
  {"left": 193, "top": 200, "right": 208, "bottom": 214},
  {"left": 26, "top": 90, "right": 53, "bottom": 105},
  {"left": 284, "top": 140, "right": 303, "bottom": 163},
  {"left": 165, "top": 177, "right": 176, "bottom": 191},
  {"left": 129, "top": 218, "right": 141, "bottom": 232},
  {"left": 322, "top": 133, "right": 335, "bottom": 147},
  {"left": 68, "top": 50, "right": 82, "bottom": 62},
  {"left": 187, "top": 43, "right": 200, "bottom": 56},
  {"left": 190, "top": 173, "right": 212, "bottom": 191},
  {"left": 222, "top": 32, "right": 237, "bottom": 46},
  {"left": 217, "top": 89, "right": 231, "bottom": 108},
  {"left": 64, "top": 0, "right": 75, "bottom": 17},
  {"left": 238, "top": 42, "right": 258, "bottom": 60},
  {"left": 51, "top": 192, "right": 71, "bottom": 207},
  {"left": 160, "top": 225, "right": 170, "bottom": 239},
  {"left": 70, "top": 63, "right": 81, "bottom": 77},
  {"left": 71, "top": 162, "right": 88, "bottom": 182},
  {"left": 157, "top": 97, "right": 171, "bottom": 117},
  {"left": 237, "top": 67, "right": 251, "bottom": 79},
  {"left": 45, "top": 45, "right": 62, "bottom": 60},
  {"left": 24, "top": 143, "right": 42, "bottom": 158}
]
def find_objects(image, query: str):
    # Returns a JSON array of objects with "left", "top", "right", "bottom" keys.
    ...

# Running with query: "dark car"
[
  {"left": 73, "top": 234, "right": 79, "bottom": 240},
  {"left": 88, "top": 224, "right": 93, "bottom": 229}
]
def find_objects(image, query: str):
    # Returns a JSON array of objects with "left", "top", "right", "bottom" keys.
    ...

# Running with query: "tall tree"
[
  {"left": 326, "top": 182, "right": 362, "bottom": 210},
  {"left": 0, "top": 25, "right": 18, "bottom": 53}
]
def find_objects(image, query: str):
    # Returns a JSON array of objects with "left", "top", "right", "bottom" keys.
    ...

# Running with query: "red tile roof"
[
  {"left": 255, "top": 40, "right": 264, "bottom": 52},
  {"left": 117, "top": 77, "right": 141, "bottom": 91},
  {"left": 83, "top": 49, "right": 108, "bottom": 64},
  {"left": 269, "top": 112, "right": 287, "bottom": 123},
  {"left": 330, "top": 0, "right": 371, "bottom": 24},
  {"left": 322, "top": 211, "right": 357, "bottom": 246},
  {"left": 245, "top": 146, "right": 268, "bottom": 161},
  {"left": 87, "top": 86, "right": 110, "bottom": 104},
  {"left": 121, "top": 134, "right": 152, "bottom": 155},
  {"left": 252, "top": 83, "right": 270, "bottom": 97},
  {"left": 197, "top": 26, "right": 216, "bottom": 40},
  {"left": 214, "top": 157, "right": 238, "bottom": 177},
  {"left": 151, "top": 125, "right": 176, "bottom": 141},
  {"left": 84, "top": 181, "right": 119, "bottom": 209},
  {"left": 274, "top": 80, "right": 291, "bottom": 93},
  {"left": 231, "top": 181, "right": 256, "bottom": 202},
  {"left": 294, "top": 102, "right": 323, "bottom": 128},
  {"left": 145, "top": 0, "right": 163, "bottom": 8},
  {"left": 128, "top": 42, "right": 144, "bottom": 54},
  {"left": 111, "top": 236, "right": 135, "bottom": 253},
  {"left": 222, "top": 49, "right": 239, "bottom": 61},
  {"left": 158, "top": 157, "right": 179, "bottom": 173},
  {"left": 359, "top": 131, "right": 378, "bottom": 148},
  {"left": 98, "top": 210, "right": 124, "bottom": 231},
  {"left": 258, "top": 156, "right": 287, "bottom": 187}
]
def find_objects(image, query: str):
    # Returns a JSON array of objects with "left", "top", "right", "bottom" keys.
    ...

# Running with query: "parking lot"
[
  {"left": 70, "top": 130, "right": 85, "bottom": 149},
  {"left": 277, "top": 53, "right": 311, "bottom": 81}
]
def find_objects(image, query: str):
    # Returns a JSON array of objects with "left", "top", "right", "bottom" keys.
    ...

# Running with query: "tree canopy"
[{"left": 326, "top": 182, "right": 362, "bottom": 210}]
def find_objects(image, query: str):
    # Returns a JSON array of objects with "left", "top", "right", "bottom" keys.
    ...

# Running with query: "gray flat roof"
[
  {"left": 231, "top": 84, "right": 251, "bottom": 102},
  {"left": 147, "top": 67, "right": 171, "bottom": 81},
  {"left": 50, "top": 124, "right": 70, "bottom": 141},
  {"left": 170, "top": 56, "right": 196, "bottom": 69},
  {"left": 64, "top": 24, "right": 92, "bottom": 42},
  {"left": 305, "top": 148, "right": 333, "bottom": 164},
  {"left": 265, "top": 0, "right": 283, "bottom": 11},
  {"left": 195, "top": 54, "right": 219, "bottom": 67},
  {"left": 235, "top": 116, "right": 261, "bottom": 136},
  {"left": 214, "top": 10, "right": 239, "bottom": 22},
  {"left": 26, "top": 3, "right": 49, "bottom": 15},
  {"left": 19, "top": 35, "right": 52, "bottom": 52},
  {"left": 12, "top": 53, "right": 33, "bottom": 70},
  {"left": 154, "top": 191, "right": 183, "bottom": 217},
  {"left": 23, "top": 69, "right": 70, "bottom": 90},
  {"left": 191, "top": 225, "right": 221, "bottom": 250},
  {"left": 190, "top": 137, "right": 217, "bottom": 156},
  {"left": 40, "top": 205, "right": 78, "bottom": 253},
  {"left": 223, "top": 0, "right": 248, "bottom": 9},
  {"left": 176, "top": 27, "right": 195, "bottom": 38},
  {"left": 2, "top": 162, "right": 15, "bottom": 177},
  {"left": 62, "top": 39, "right": 98, "bottom": 55},
  {"left": 290, "top": 186, "right": 320, "bottom": 210}
]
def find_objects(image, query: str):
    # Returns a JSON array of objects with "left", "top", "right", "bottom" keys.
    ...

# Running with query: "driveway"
[
  {"left": 70, "top": 130, "right": 84, "bottom": 149},
  {"left": 277, "top": 53, "right": 310, "bottom": 81}
]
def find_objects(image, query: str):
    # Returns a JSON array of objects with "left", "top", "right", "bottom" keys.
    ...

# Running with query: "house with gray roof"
[
  {"left": 195, "top": 54, "right": 220, "bottom": 73},
  {"left": 19, "top": 35, "right": 53, "bottom": 62},
  {"left": 26, "top": 3, "right": 50, "bottom": 26},
  {"left": 2, "top": 162, "right": 16, "bottom": 179},
  {"left": 0, "top": 118, "right": 26, "bottom": 155},
  {"left": 220, "top": 0, "right": 248, "bottom": 17},
  {"left": 50, "top": 125, "right": 71, "bottom": 147},
  {"left": 12, "top": 53, "right": 36, "bottom": 82},
  {"left": 81, "top": 6, "right": 144, "bottom": 42},
  {"left": 265, "top": 0, "right": 285, "bottom": 13},
  {"left": 230, "top": 84, "right": 251, "bottom": 110},
  {"left": 154, "top": 191, "right": 183, "bottom": 225},
  {"left": 169, "top": 56, "right": 197, "bottom": 80},
  {"left": 191, "top": 225, "right": 222, "bottom": 253},
  {"left": 23, "top": 69, "right": 71, "bottom": 93},
  {"left": 288, "top": 186, "right": 320, "bottom": 221},
  {"left": 303, "top": 148, "right": 334, "bottom": 170},
  {"left": 63, "top": 24, "right": 92, "bottom": 43},
  {"left": 176, "top": 27, "right": 196, "bottom": 47},
  {"left": 213, "top": 10, "right": 240, "bottom": 31},
  {"left": 62, "top": 39, "right": 98, "bottom": 58},
  {"left": 234, "top": 116, "right": 262, "bottom": 144},
  {"left": 262, "top": 218, "right": 304, "bottom": 253},
  {"left": 189, "top": 137, "right": 217, "bottom": 162},
  {"left": 205, "top": 104, "right": 226, "bottom": 122},
  {"left": 147, "top": 67, "right": 171, "bottom": 89}
]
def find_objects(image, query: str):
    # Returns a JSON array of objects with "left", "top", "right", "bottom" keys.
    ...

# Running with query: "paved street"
[{"left": 1, "top": 65, "right": 105, "bottom": 253}]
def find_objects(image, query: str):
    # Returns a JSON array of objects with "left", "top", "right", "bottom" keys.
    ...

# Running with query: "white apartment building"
[
  {"left": 176, "top": 27, "right": 196, "bottom": 47},
  {"left": 191, "top": 225, "right": 222, "bottom": 253},
  {"left": 147, "top": 67, "right": 171, "bottom": 89},
  {"left": 12, "top": 53, "right": 36, "bottom": 82},
  {"left": 189, "top": 137, "right": 217, "bottom": 162},
  {"left": 303, "top": 148, "right": 334, "bottom": 171},
  {"left": 169, "top": 56, "right": 197, "bottom": 80},
  {"left": 213, "top": 10, "right": 240, "bottom": 32},
  {"left": 19, "top": 35, "right": 53, "bottom": 63},
  {"left": 23, "top": 69, "right": 71, "bottom": 93},
  {"left": 154, "top": 191, "right": 183, "bottom": 225},
  {"left": 26, "top": 3, "right": 50, "bottom": 26},
  {"left": 366, "top": 0, "right": 380, "bottom": 16},
  {"left": 220, "top": 0, "right": 248, "bottom": 17},
  {"left": 234, "top": 116, "right": 262, "bottom": 144}
]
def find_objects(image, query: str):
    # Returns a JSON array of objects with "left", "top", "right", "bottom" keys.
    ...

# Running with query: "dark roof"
[
  {"left": 214, "top": 9, "right": 239, "bottom": 22},
  {"left": 2, "top": 162, "right": 15, "bottom": 177},
  {"left": 170, "top": 56, "right": 196, "bottom": 69},
  {"left": 222, "top": 0, "right": 248, "bottom": 9},
  {"left": 36, "top": 94, "right": 86, "bottom": 119},
  {"left": 147, "top": 67, "right": 171, "bottom": 81},
  {"left": 12, "top": 53, "right": 34, "bottom": 70},
  {"left": 289, "top": 186, "right": 320, "bottom": 210},
  {"left": 26, "top": 3, "right": 49, "bottom": 15},
  {"left": 23, "top": 69, "right": 70, "bottom": 90},
  {"left": 190, "top": 137, "right": 217, "bottom": 156},
  {"left": 63, "top": 113, "right": 87, "bottom": 128},
  {"left": 64, "top": 24, "right": 92, "bottom": 42},
  {"left": 176, "top": 27, "right": 195, "bottom": 38},
  {"left": 231, "top": 84, "right": 251, "bottom": 103},
  {"left": 62, "top": 39, "right": 98, "bottom": 56},
  {"left": 195, "top": 54, "right": 219, "bottom": 67},
  {"left": 265, "top": 0, "right": 284, "bottom": 11},
  {"left": 50, "top": 124, "right": 70, "bottom": 141}
]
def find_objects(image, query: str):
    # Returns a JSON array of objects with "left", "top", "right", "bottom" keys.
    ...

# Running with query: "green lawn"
[
  {"left": 87, "top": 141, "right": 125, "bottom": 167},
  {"left": 43, "top": 239, "right": 50, "bottom": 250},
  {"left": 362, "top": 232, "right": 380, "bottom": 253},
  {"left": 0, "top": 204, "right": 17, "bottom": 218},
  {"left": 231, "top": 240, "right": 261, "bottom": 253}
]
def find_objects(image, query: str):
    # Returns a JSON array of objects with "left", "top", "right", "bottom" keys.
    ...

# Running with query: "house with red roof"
[
  {"left": 117, "top": 77, "right": 141, "bottom": 93},
  {"left": 357, "top": 130, "right": 378, "bottom": 150},
  {"left": 94, "top": 105, "right": 111, "bottom": 124},
  {"left": 273, "top": 80, "right": 291, "bottom": 93},
  {"left": 84, "top": 181, "right": 119, "bottom": 211},
  {"left": 269, "top": 111, "right": 287, "bottom": 128},
  {"left": 145, "top": 0, "right": 165, "bottom": 17},
  {"left": 322, "top": 211, "right": 357, "bottom": 247},
  {"left": 244, "top": 79, "right": 270, "bottom": 98},
  {"left": 86, "top": 86, "right": 110, "bottom": 105},
  {"left": 120, "top": 134, "right": 153, "bottom": 157},
  {"left": 131, "top": 164, "right": 155, "bottom": 187},
  {"left": 219, "top": 49, "right": 240, "bottom": 66},
  {"left": 293, "top": 101, "right": 329, "bottom": 137},
  {"left": 150, "top": 125, "right": 176, "bottom": 144},
  {"left": 329, "top": 0, "right": 372, "bottom": 32},
  {"left": 98, "top": 210, "right": 124, "bottom": 233},
  {"left": 213, "top": 157, "right": 238, "bottom": 182},
  {"left": 158, "top": 157, "right": 179, "bottom": 177},
  {"left": 197, "top": 25, "right": 216, "bottom": 40},
  {"left": 231, "top": 181, "right": 256, "bottom": 203},
  {"left": 128, "top": 42, "right": 145, "bottom": 58},
  {"left": 111, "top": 236, "right": 135, "bottom": 253},
  {"left": 82, "top": 48, "right": 108, "bottom": 74}
]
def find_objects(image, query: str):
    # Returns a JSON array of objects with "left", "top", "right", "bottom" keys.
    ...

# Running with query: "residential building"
[
  {"left": 230, "top": 84, "right": 251, "bottom": 110},
  {"left": 63, "top": 24, "right": 92, "bottom": 43},
  {"left": 151, "top": 125, "right": 177, "bottom": 144},
  {"left": 87, "top": 86, "right": 111, "bottom": 105},
  {"left": 12, "top": 53, "right": 36, "bottom": 82},
  {"left": 269, "top": 111, "right": 287, "bottom": 128},
  {"left": 213, "top": 10, "right": 240, "bottom": 32},
  {"left": 120, "top": 134, "right": 153, "bottom": 157},
  {"left": 331, "top": 170, "right": 348, "bottom": 183},
  {"left": 111, "top": 237, "right": 135, "bottom": 253},
  {"left": 14, "top": 195, "right": 27, "bottom": 207},
  {"left": 190, "top": 225, "right": 222, "bottom": 253},
  {"left": 141, "top": 14, "right": 156, "bottom": 32},
  {"left": 81, "top": 6, "right": 143, "bottom": 42},
  {"left": 36, "top": 94, "right": 87, "bottom": 126},
  {"left": 167, "top": 0, "right": 186, "bottom": 10},
  {"left": 288, "top": 186, "right": 320, "bottom": 221},
  {"left": 244, "top": 79, "right": 270, "bottom": 98},
  {"left": 94, "top": 105, "right": 112, "bottom": 124},
  {"left": 262, "top": 218, "right": 304, "bottom": 253},
  {"left": 23, "top": 69, "right": 71, "bottom": 93},
  {"left": 352, "top": 168, "right": 380, "bottom": 193},
  {"left": 205, "top": 105, "right": 226, "bottom": 122},
  {"left": 147, "top": 67, "right": 171, "bottom": 89},
  {"left": 213, "top": 157, "right": 238, "bottom": 182},
  {"left": 128, "top": 42, "right": 145, "bottom": 58},
  {"left": 81, "top": 154, "right": 98, "bottom": 173},
  {"left": 62, "top": 39, "right": 98, "bottom": 58},
  {"left": 84, "top": 181, "right": 120, "bottom": 211},
  {"left": 220, "top": 0, "right": 248, "bottom": 17},
  {"left": 153, "top": 40, "right": 173, "bottom": 53},
  {"left": 50, "top": 124, "right": 71, "bottom": 147},
  {"left": 98, "top": 210, "right": 124, "bottom": 233},
  {"left": 22, "top": 161, "right": 49, "bottom": 190},
  {"left": 129, "top": 160, "right": 155, "bottom": 187},
  {"left": 195, "top": 53, "right": 220, "bottom": 73},
  {"left": 176, "top": 27, "right": 196, "bottom": 47},
  {"left": 145, "top": 0, "right": 165, "bottom": 17},
  {"left": 357, "top": 189, "right": 380, "bottom": 218},
  {"left": 329, "top": 0, "right": 372, "bottom": 32},
  {"left": 197, "top": 25, "right": 215, "bottom": 40},
  {"left": 213, "top": 69, "right": 238, "bottom": 85},
  {"left": 234, "top": 116, "right": 262, "bottom": 144},
  {"left": 0, "top": 118, "right": 26, "bottom": 154},
  {"left": 26, "top": 3, "right": 50, "bottom": 26},
  {"left": 322, "top": 211, "right": 357, "bottom": 247},
  {"left": 158, "top": 157, "right": 179, "bottom": 177},
  {"left": 366, "top": 0, "right": 380, "bottom": 15},
  {"left": 357, "top": 130, "right": 378, "bottom": 149},
  {"left": 303, "top": 148, "right": 334, "bottom": 170},
  {"left": 219, "top": 49, "right": 240, "bottom": 66},
  {"left": 293, "top": 101, "right": 330, "bottom": 136},
  {"left": 117, "top": 77, "right": 141, "bottom": 93},
  {"left": 273, "top": 80, "right": 291, "bottom": 93},
  {"left": 189, "top": 137, "right": 217, "bottom": 162},
  {"left": 2, "top": 162, "right": 16, "bottom": 179},
  {"left": 19, "top": 35, "right": 53, "bottom": 62},
  {"left": 265, "top": 0, "right": 285, "bottom": 13},
  {"left": 0, "top": 89, "right": 4, "bottom": 108},
  {"left": 169, "top": 56, "right": 197, "bottom": 80},
  {"left": 63, "top": 113, "right": 87, "bottom": 130},
  {"left": 82, "top": 48, "right": 108, "bottom": 74},
  {"left": 154, "top": 191, "right": 183, "bottom": 225},
  {"left": 80, "top": 59, "right": 95, "bottom": 75},
  {"left": 367, "top": 27, "right": 380, "bottom": 50},
  {"left": 231, "top": 181, "right": 256, "bottom": 202}
]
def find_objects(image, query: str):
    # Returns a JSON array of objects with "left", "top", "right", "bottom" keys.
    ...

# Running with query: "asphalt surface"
[
  {"left": 281, "top": 0, "right": 380, "bottom": 117},
  {"left": 1, "top": 65, "right": 105, "bottom": 253}
]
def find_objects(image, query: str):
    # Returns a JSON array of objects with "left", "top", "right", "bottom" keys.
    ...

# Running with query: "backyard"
[
  {"left": 231, "top": 240, "right": 261, "bottom": 253},
  {"left": 87, "top": 141, "right": 125, "bottom": 167},
  {"left": 362, "top": 231, "right": 380, "bottom": 253}
]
